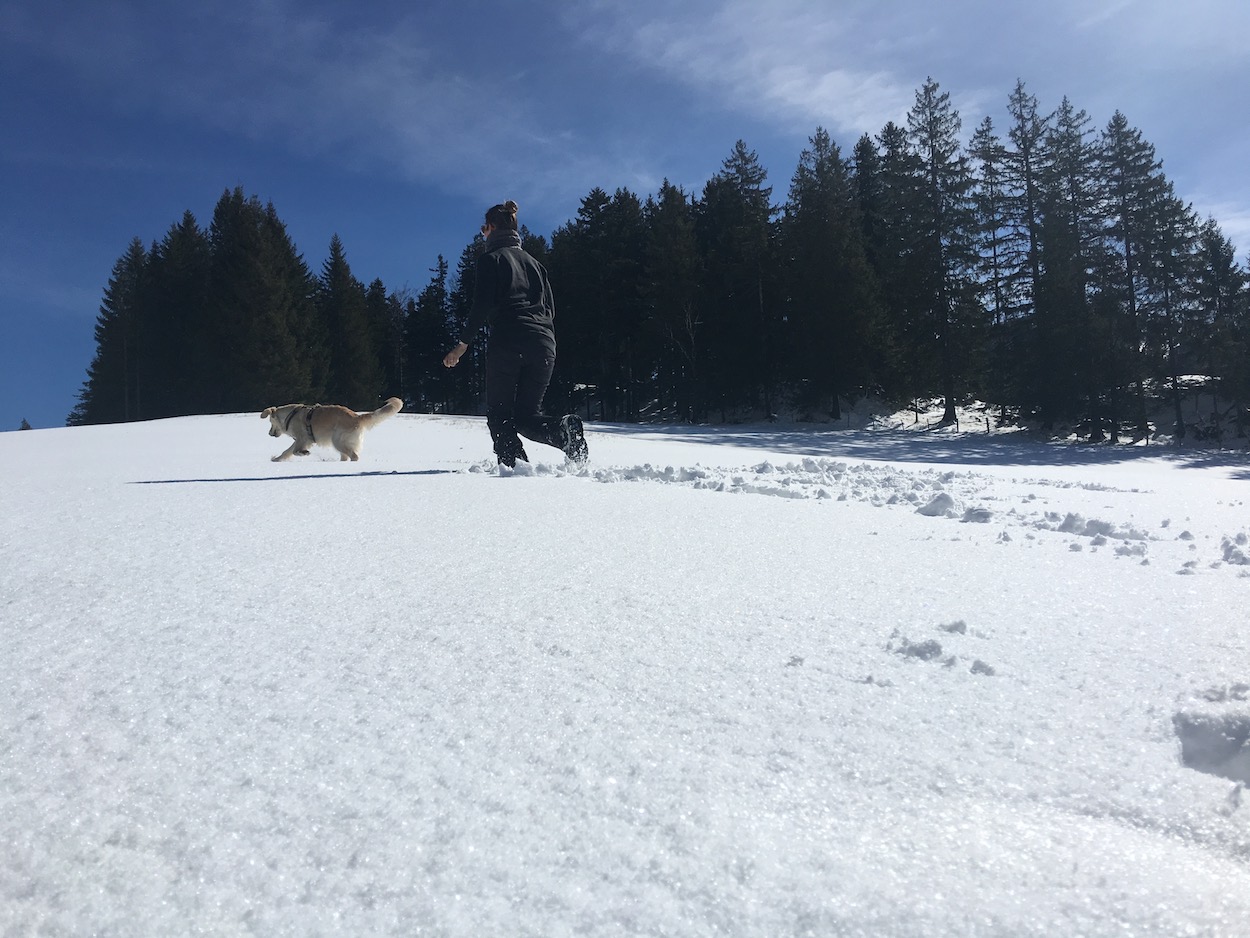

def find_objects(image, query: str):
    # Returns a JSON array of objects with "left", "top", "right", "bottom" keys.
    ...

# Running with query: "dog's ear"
[{"left": 261, "top": 407, "right": 275, "bottom": 418}]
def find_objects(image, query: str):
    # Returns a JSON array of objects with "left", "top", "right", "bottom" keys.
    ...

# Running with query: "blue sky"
[{"left": 3, "top": 0, "right": 1248, "bottom": 430}]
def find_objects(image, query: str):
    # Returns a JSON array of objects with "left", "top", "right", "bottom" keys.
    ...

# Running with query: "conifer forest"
[{"left": 72, "top": 80, "right": 1250, "bottom": 443}]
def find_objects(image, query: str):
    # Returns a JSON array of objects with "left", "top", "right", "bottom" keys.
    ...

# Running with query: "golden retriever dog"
[{"left": 261, "top": 397, "right": 402, "bottom": 462}]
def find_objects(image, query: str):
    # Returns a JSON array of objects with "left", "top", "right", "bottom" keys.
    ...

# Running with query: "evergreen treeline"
[{"left": 73, "top": 80, "right": 1250, "bottom": 443}]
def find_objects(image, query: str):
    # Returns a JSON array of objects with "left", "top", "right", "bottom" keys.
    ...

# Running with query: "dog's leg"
[
  {"left": 333, "top": 434, "right": 360, "bottom": 461},
  {"left": 272, "top": 441, "right": 300, "bottom": 462}
]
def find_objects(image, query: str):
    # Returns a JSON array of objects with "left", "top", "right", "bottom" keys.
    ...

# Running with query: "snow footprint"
[
  {"left": 886, "top": 622, "right": 996, "bottom": 676},
  {"left": 1173, "top": 683, "right": 1250, "bottom": 788}
]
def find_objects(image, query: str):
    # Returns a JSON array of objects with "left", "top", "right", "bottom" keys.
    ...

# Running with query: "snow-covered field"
[{"left": 2, "top": 410, "right": 1248, "bottom": 936}]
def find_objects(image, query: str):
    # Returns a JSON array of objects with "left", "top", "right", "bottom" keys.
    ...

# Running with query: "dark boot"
[
  {"left": 560, "top": 414, "right": 588, "bottom": 465},
  {"left": 490, "top": 419, "right": 529, "bottom": 468},
  {"left": 495, "top": 434, "right": 529, "bottom": 468}
]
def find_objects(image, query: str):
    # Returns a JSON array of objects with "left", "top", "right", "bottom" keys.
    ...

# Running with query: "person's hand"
[{"left": 443, "top": 342, "right": 467, "bottom": 368}]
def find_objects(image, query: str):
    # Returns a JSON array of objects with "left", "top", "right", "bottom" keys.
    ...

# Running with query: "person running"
[{"left": 443, "top": 200, "right": 588, "bottom": 468}]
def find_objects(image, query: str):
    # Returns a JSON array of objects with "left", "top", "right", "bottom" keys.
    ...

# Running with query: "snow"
[{"left": 2, "top": 411, "right": 1248, "bottom": 936}]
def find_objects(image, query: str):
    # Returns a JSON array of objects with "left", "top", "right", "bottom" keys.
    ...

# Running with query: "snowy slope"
[{"left": 2, "top": 412, "right": 1248, "bottom": 936}]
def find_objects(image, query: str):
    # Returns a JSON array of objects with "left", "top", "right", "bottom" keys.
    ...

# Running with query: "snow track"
[{"left": 473, "top": 453, "right": 1249, "bottom": 577}]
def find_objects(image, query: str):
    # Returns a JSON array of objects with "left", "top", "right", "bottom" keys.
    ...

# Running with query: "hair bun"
[{"left": 485, "top": 200, "right": 520, "bottom": 230}]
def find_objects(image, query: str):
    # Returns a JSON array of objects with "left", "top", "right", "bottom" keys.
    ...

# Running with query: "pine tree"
[
  {"left": 997, "top": 81, "right": 1056, "bottom": 424},
  {"left": 969, "top": 116, "right": 1019, "bottom": 417},
  {"left": 319, "top": 235, "right": 382, "bottom": 408},
  {"left": 1195, "top": 219, "right": 1245, "bottom": 334},
  {"left": 365, "top": 278, "right": 404, "bottom": 400},
  {"left": 404, "top": 257, "right": 453, "bottom": 412},
  {"left": 905, "top": 78, "right": 985, "bottom": 425},
  {"left": 1196, "top": 219, "right": 1249, "bottom": 438},
  {"left": 851, "top": 134, "right": 885, "bottom": 274},
  {"left": 1097, "top": 111, "right": 1171, "bottom": 440},
  {"left": 1037, "top": 96, "right": 1103, "bottom": 434},
  {"left": 1002, "top": 81, "right": 1049, "bottom": 319},
  {"left": 697, "top": 140, "right": 778, "bottom": 419},
  {"left": 266, "top": 203, "right": 329, "bottom": 406},
  {"left": 782, "top": 127, "right": 885, "bottom": 418},
  {"left": 970, "top": 117, "right": 1011, "bottom": 323},
  {"left": 547, "top": 188, "right": 649, "bottom": 420},
  {"left": 142, "top": 211, "right": 211, "bottom": 417},
  {"left": 857, "top": 122, "right": 925, "bottom": 409},
  {"left": 445, "top": 241, "right": 486, "bottom": 414},
  {"left": 204, "top": 188, "right": 324, "bottom": 413},
  {"left": 69, "top": 238, "right": 147, "bottom": 425},
  {"left": 520, "top": 226, "right": 550, "bottom": 265},
  {"left": 641, "top": 180, "right": 704, "bottom": 421},
  {"left": 549, "top": 189, "right": 608, "bottom": 419},
  {"left": 599, "top": 190, "right": 648, "bottom": 421},
  {"left": 1139, "top": 186, "right": 1202, "bottom": 440}
]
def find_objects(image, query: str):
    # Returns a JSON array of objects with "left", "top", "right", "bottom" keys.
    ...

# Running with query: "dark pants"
[{"left": 486, "top": 342, "right": 562, "bottom": 460}]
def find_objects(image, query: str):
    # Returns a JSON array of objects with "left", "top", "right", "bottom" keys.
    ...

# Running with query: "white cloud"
[
  {"left": 572, "top": 0, "right": 918, "bottom": 138},
  {"left": 1077, "top": 0, "right": 1250, "bottom": 62},
  {"left": 1073, "top": 0, "right": 1137, "bottom": 30},
  {"left": 570, "top": 0, "right": 1249, "bottom": 240},
  {"left": 9, "top": 0, "right": 1247, "bottom": 240}
]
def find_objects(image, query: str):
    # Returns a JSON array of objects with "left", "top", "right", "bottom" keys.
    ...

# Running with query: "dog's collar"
[{"left": 282, "top": 407, "right": 300, "bottom": 433}]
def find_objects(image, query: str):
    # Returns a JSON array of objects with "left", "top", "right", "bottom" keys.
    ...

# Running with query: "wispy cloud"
[
  {"left": 569, "top": 0, "right": 919, "bottom": 139},
  {"left": 6, "top": 0, "right": 1247, "bottom": 237},
  {"left": 1075, "top": 0, "right": 1250, "bottom": 61},
  {"left": 3, "top": 2, "right": 630, "bottom": 213},
  {"left": 1073, "top": 0, "right": 1137, "bottom": 30}
]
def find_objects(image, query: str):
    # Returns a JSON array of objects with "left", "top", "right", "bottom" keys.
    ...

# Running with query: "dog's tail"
[{"left": 358, "top": 396, "right": 403, "bottom": 428}]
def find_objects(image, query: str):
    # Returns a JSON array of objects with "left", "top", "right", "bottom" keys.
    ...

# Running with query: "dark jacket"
[{"left": 459, "top": 229, "right": 556, "bottom": 354}]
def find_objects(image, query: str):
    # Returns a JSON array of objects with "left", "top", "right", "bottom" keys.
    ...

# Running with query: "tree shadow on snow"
[{"left": 591, "top": 423, "right": 1250, "bottom": 472}]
